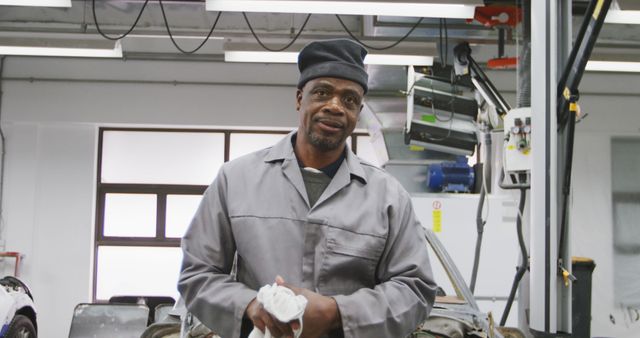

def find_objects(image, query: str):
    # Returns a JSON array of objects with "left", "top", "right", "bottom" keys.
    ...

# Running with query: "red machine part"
[
  {"left": 487, "top": 57, "right": 518, "bottom": 70},
  {"left": 469, "top": 6, "right": 523, "bottom": 28}
]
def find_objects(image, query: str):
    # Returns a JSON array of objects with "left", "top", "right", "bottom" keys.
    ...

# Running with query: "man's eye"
[
  {"left": 315, "top": 89, "right": 329, "bottom": 96},
  {"left": 344, "top": 96, "right": 359, "bottom": 106}
]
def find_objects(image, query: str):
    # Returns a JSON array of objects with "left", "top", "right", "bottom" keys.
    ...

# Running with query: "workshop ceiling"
[{"left": 0, "top": 0, "right": 639, "bottom": 63}]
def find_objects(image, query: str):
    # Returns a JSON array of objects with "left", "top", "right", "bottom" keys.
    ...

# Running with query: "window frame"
[{"left": 94, "top": 127, "right": 369, "bottom": 301}]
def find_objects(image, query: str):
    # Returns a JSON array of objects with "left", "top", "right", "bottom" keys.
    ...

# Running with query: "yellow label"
[
  {"left": 569, "top": 102, "right": 578, "bottom": 112},
  {"left": 433, "top": 210, "right": 442, "bottom": 233},
  {"left": 409, "top": 145, "right": 425, "bottom": 151},
  {"left": 508, "top": 145, "right": 516, "bottom": 150},
  {"left": 593, "top": 0, "right": 604, "bottom": 19},
  {"left": 563, "top": 87, "right": 571, "bottom": 100}
]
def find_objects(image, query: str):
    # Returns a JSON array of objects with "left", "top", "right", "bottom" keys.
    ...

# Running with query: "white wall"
[
  {"left": 570, "top": 93, "right": 640, "bottom": 338},
  {"left": 0, "top": 56, "right": 639, "bottom": 337}
]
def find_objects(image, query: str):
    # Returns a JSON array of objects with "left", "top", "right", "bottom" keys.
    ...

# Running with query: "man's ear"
[{"left": 296, "top": 89, "right": 303, "bottom": 111}]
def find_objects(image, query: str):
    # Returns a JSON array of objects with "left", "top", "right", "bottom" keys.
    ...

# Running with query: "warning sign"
[
  {"left": 433, "top": 210, "right": 442, "bottom": 233},
  {"left": 432, "top": 200, "right": 442, "bottom": 232}
]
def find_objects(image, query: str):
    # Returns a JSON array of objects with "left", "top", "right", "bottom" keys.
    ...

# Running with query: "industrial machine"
[
  {"left": 404, "top": 65, "right": 479, "bottom": 157},
  {"left": 426, "top": 156, "right": 476, "bottom": 193}
]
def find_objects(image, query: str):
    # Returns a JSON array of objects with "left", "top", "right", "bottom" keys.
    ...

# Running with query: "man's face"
[{"left": 296, "top": 77, "right": 364, "bottom": 152}]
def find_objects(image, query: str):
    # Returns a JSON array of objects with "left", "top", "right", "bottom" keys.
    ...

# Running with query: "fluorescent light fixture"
[
  {"left": 207, "top": 1, "right": 477, "bottom": 18},
  {"left": 0, "top": 0, "right": 71, "bottom": 7},
  {"left": 225, "top": 51, "right": 433, "bottom": 65},
  {"left": 0, "top": 42, "right": 122, "bottom": 58},
  {"left": 605, "top": 10, "right": 640, "bottom": 24},
  {"left": 121, "top": 35, "right": 225, "bottom": 55},
  {"left": 226, "top": 51, "right": 298, "bottom": 63},
  {"left": 586, "top": 60, "right": 640, "bottom": 72},
  {"left": 365, "top": 54, "right": 433, "bottom": 66}
]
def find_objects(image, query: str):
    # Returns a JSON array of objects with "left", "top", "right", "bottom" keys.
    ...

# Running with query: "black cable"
[
  {"left": 558, "top": 98, "right": 577, "bottom": 260},
  {"left": 469, "top": 186, "right": 486, "bottom": 294},
  {"left": 158, "top": 0, "right": 222, "bottom": 54},
  {"left": 438, "top": 19, "right": 444, "bottom": 64},
  {"left": 469, "top": 133, "right": 491, "bottom": 294},
  {"left": 92, "top": 0, "right": 150, "bottom": 41},
  {"left": 500, "top": 188, "right": 529, "bottom": 326},
  {"left": 436, "top": 18, "right": 449, "bottom": 65},
  {"left": 335, "top": 15, "right": 424, "bottom": 51},
  {"left": 243, "top": 13, "right": 311, "bottom": 52},
  {"left": 444, "top": 18, "right": 449, "bottom": 65}
]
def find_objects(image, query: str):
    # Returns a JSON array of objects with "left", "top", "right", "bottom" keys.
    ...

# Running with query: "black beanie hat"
[{"left": 297, "top": 39, "right": 368, "bottom": 93}]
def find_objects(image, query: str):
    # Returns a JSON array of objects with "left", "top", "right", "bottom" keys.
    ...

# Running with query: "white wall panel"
[{"left": 1, "top": 122, "right": 96, "bottom": 338}]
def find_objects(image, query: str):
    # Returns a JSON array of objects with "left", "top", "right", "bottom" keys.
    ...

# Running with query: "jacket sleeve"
[
  {"left": 333, "top": 187, "right": 438, "bottom": 338},
  {"left": 178, "top": 166, "right": 257, "bottom": 338}
]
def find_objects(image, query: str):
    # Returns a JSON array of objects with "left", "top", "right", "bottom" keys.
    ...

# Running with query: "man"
[{"left": 179, "top": 39, "right": 437, "bottom": 338}]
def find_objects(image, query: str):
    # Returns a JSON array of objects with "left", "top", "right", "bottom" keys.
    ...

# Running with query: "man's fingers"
[
  {"left": 289, "top": 319, "right": 300, "bottom": 331},
  {"left": 262, "top": 314, "right": 289, "bottom": 338},
  {"left": 254, "top": 318, "right": 266, "bottom": 332}
]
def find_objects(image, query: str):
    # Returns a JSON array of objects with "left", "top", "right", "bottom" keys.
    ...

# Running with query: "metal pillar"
[
  {"left": 530, "top": 0, "right": 559, "bottom": 335},
  {"left": 556, "top": 0, "right": 573, "bottom": 334},
  {"left": 530, "top": 0, "right": 577, "bottom": 335}
]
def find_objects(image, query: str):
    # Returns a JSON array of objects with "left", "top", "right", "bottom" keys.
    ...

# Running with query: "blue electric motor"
[{"left": 426, "top": 156, "right": 475, "bottom": 193}]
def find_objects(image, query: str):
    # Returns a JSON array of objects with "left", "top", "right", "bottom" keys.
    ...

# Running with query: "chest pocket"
[{"left": 318, "top": 225, "right": 386, "bottom": 296}]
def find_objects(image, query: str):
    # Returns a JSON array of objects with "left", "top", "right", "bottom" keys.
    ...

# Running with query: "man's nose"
[{"left": 323, "top": 95, "right": 345, "bottom": 115}]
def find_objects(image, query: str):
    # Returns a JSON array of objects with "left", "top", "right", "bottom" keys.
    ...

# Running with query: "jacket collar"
[{"left": 264, "top": 131, "right": 367, "bottom": 184}]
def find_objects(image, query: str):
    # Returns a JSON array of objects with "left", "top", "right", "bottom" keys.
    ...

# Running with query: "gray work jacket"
[{"left": 179, "top": 132, "right": 437, "bottom": 338}]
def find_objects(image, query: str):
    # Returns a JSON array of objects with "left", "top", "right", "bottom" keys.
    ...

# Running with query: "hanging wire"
[
  {"left": 438, "top": 19, "right": 444, "bottom": 64},
  {"left": 336, "top": 15, "right": 424, "bottom": 51},
  {"left": 437, "top": 18, "right": 449, "bottom": 65},
  {"left": 92, "top": 0, "right": 150, "bottom": 41},
  {"left": 444, "top": 18, "right": 449, "bottom": 64},
  {"left": 158, "top": 0, "right": 222, "bottom": 54},
  {"left": 243, "top": 13, "right": 312, "bottom": 52}
]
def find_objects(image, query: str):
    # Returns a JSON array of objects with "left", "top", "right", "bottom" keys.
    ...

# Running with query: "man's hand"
[
  {"left": 276, "top": 276, "right": 342, "bottom": 338},
  {"left": 245, "top": 297, "right": 296, "bottom": 338}
]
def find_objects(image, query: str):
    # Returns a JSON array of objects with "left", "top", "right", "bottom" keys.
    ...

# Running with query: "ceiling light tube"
[
  {"left": 365, "top": 54, "right": 433, "bottom": 66},
  {"left": 207, "top": 1, "right": 477, "bottom": 18},
  {"left": 225, "top": 51, "right": 298, "bottom": 63},
  {"left": 0, "top": 43, "right": 123, "bottom": 58},
  {"left": 225, "top": 51, "right": 433, "bottom": 66},
  {"left": 0, "top": 0, "right": 71, "bottom": 7},
  {"left": 586, "top": 61, "right": 640, "bottom": 72},
  {"left": 605, "top": 10, "right": 640, "bottom": 24}
]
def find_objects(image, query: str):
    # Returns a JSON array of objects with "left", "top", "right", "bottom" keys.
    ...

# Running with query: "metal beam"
[{"left": 530, "top": 0, "right": 558, "bottom": 334}]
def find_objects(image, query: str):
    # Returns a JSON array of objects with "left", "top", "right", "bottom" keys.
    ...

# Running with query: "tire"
[{"left": 6, "top": 314, "right": 36, "bottom": 338}]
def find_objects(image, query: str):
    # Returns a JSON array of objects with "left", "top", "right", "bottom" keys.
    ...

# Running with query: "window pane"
[
  {"left": 612, "top": 138, "right": 640, "bottom": 192},
  {"left": 229, "top": 133, "right": 287, "bottom": 161},
  {"left": 96, "top": 246, "right": 182, "bottom": 301},
  {"left": 104, "top": 193, "right": 156, "bottom": 237},
  {"left": 101, "top": 131, "right": 225, "bottom": 185},
  {"left": 356, "top": 135, "right": 382, "bottom": 168},
  {"left": 613, "top": 197, "right": 640, "bottom": 250},
  {"left": 166, "top": 194, "right": 203, "bottom": 238}
]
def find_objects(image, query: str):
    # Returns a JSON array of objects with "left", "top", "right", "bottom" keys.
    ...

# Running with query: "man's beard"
[{"left": 306, "top": 128, "right": 344, "bottom": 151}]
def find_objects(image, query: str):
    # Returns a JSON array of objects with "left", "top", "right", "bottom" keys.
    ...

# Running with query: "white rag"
[{"left": 248, "top": 283, "right": 308, "bottom": 338}]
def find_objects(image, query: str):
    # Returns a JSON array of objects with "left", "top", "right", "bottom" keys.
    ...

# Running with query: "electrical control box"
[{"left": 503, "top": 107, "right": 532, "bottom": 173}]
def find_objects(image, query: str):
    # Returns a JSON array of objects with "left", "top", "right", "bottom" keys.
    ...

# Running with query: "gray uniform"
[{"left": 179, "top": 132, "right": 437, "bottom": 338}]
